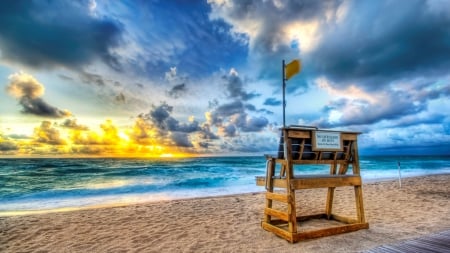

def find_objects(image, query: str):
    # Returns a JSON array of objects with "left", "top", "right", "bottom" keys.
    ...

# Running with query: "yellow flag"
[{"left": 285, "top": 59, "right": 301, "bottom": 80}]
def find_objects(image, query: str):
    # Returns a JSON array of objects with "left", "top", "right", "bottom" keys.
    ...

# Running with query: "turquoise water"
[{"left": 0, "top": 156, "right": 449, "bottom": 213}]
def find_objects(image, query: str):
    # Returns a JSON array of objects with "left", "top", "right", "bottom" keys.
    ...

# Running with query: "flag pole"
[{"left": 282, "top": 59, "right": 286, "bottom": 128}]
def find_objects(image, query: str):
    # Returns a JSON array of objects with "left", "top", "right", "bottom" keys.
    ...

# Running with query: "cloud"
[
  {"left": 208, "top": 0, "right": 337, "bottom": 80},
  {"left": 0, "top": 141, "right": 18, "bottom": 152},
  {"left": 0, "top": 133, "right": 19, "bottom": 152},
  {"left": 68, "top": 119, "right": 122, "bottom": 146},
  {"left": 170, "top": 132, "right": 193, "bottom": 147},
  {"left": 0, "top": 0, "right": 123, "bottom": 70},
  {"left": 99, "top": 120, "right": 121, "bottom": 145},
  {"left": 60, "top": 119, "right": 89, "bottom": 130},
  {"left": 115, "top": 92, "right": 126, "bottom": 103},
  {"left": 6, "top": 72, "right": 72, "bottom": 118},
  {"left": 167, "top": 83, "right": 187, "bottom": 98},
  {"left": 264, "top": 97, "right": 282, "bottom": 106},
  {"left": 207, "top": 100, "right": 269, "bottom": 136},
  {"left": 223, "top": 69, "right": 259, "bottom": 100},
  {"left": 148, "top": 102, "right": 173, "bottom": 131},
  {"left": 98, "top": 1, "right": 248, "bottom": 79},
  {"left": 308, "top": 0, "right": 450, "bottom": 87},
  {"left": 33, "top": 121, "right": 66, "bottom": 145},
  {"left": 241, "top": 116, "right": 269, "bottom": 132},
  {"left": 128, "top": 116, "right": 159, "bottom": 145},
  {"left": 203, "top": 70, "right": 270, "bottom": 137},
  {"left": 79, "top": 72, "right": 106, "bottom": 86},
  {"left": 218, "top": 124, "right": 237, "bottom": 137},
  {"left": 313, "top": 76, "right": 450, "bottom": 128},
  {"left": 141, "top": 102, "right": 220, "bottom": 150}
]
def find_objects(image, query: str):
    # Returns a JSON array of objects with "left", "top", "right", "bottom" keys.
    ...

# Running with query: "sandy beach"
[{"left": 1, "top": 174, "right": 449, "bottom": 253}]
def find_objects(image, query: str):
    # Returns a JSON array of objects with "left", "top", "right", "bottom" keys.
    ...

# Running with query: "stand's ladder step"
[
  {"left": 265, "top": 192, "right": 289, "bottom": 203},
  {"left": 264, "top": 208, "right": 289, "bottom": 222}
]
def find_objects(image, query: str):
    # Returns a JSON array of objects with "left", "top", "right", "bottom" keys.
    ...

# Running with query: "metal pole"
[{"left": 282, "top": 60, "right": 286, "bottom": 128}]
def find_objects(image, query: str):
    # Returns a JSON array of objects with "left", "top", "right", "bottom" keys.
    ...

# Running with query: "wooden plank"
[
  {"left": 287, "top": 130, "right": 310, "bottom": 139},
  {"left": 255, "top": 176, "right": 266, "bottom": 186},
  {"left": 290, "top": 175, "right": 362, "bottom": 189},
  {"left": 341, "top": 133, "right": 358, "bottom": 141},
  {"left": 291, "top": 160, "right": 348, "bottom": 165},
  {"left": 256, "top": 175, "right": 362, "bottom": 189},
  {"left": 330, "top": 214, "right": 358, "bottom": 224},
  {"left": 293, "top": 223, "right": 369, "bottom": 242},
  {"left": 265, "top": 192, "right": 288, "bottom": 203},
  {"left": 264, "top": 208, "right": 289, "bottom": 222},
  {"left": 269, "top": 219, "right": 289, "bottom": 226},
  {"left": 261, "top": 222, "right": 294, "bottom": 243},
  {"left": 296, "top": 213, "right": 327, "bottom": 221}
]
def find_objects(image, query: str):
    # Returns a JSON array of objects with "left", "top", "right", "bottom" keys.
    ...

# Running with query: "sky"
[{"left": 0, "top": 0, "right": 449, "bottom": 157}]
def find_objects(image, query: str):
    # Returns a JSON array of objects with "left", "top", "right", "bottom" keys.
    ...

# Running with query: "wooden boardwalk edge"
[{"left": 366, "top": 230, "right": 450, "bottom": 253}]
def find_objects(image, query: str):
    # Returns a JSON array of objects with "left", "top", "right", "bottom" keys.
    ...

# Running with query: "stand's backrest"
[{"left": 277, "top": 126, "right": 360, "bottom": 165}]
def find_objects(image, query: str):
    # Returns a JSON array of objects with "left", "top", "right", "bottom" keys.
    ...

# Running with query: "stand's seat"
[{"left": 256, "top": 126, "right": 368, "bottom": 243}]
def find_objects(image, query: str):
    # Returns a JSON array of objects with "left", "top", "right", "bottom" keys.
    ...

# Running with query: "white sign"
[{"left": 313, "top": 131, "right": 342, "bottom": 151}]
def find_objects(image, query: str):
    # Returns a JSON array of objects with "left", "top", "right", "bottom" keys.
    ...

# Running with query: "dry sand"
[{"left": 1, "top": 174, "right": 449, "bottom": 253}]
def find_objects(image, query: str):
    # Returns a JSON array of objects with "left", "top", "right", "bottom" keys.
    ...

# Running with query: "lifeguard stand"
[{"left": 256, "top": 126, "right": 369, "bottom": 243}]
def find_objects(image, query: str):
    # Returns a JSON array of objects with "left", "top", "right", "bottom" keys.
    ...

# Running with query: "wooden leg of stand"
[
  {"left": 354, "top": 185, "right": 365, "bottom": 223},
  {"left": 326, "top": 187, "right": 335, "bottom": 219},
  {"left": 287, "top": 187, "right": 297, "bottom": 233},
  {"left": 264, "top": 159, "right": 275, "bottom": 223}
]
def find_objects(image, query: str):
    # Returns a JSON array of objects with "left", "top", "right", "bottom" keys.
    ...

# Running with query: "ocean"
[{"left": 0, "top": 156, "right": 449, "bottom": 215}]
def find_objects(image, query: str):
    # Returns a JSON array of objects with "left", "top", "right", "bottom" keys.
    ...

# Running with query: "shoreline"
[
  {"left": 1, "top": 173, "right": 449, "bottom": 217},
  {"left": 1, "top": 174, "right": 449, "bottom": 252}
]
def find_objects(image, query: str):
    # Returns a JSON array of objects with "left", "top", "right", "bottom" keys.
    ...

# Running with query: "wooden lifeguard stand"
[{"left": 256, "top": 126, "right": 369, "bottom": 243}]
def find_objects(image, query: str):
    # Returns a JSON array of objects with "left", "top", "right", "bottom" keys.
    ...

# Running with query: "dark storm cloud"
[
  {"left": 223, "top": 72, "right": 259, "bottom": 100},
  {"left": 80, "top": 72, "right": 106, "bottom": 86},
  {"left": 196, "top": 124, "right": 219, "bottom": 140},
  {"left": 18, "top": 97, "right": 71, "bottom": 118},
  {"left": 392, "top": 114, "right": 446, "bottom": 128},
  {"left": 170, "top": 132, "right": 193, "bottom": 147},
  {"left": 208, "top": 100, "right": 269, "bottom": 135},
  {"left": 142, "top": 102, "right": 216, "bottom": 148},
  {"left": 6, "top": 72, "right": 71, "bottom": 118},
  {"left": 0, "top": 0, "right": 123, "bottom": 70},
  {"left": 124, "top": 1, "right": 247, "bottom": 79},
  {"left": 241, "top": 116, "right": 269, "bottom": 132},
  {"left": 207, "top": 70, "right": 270, "bottom": 134},
  {"left": 208, "top": 101, "right": 245, "bottom": 126},
  {"left": 208, "top": 0, "right": 339, "bottom": 94},
  {"left": 0, "top": 141, "right": 18, "bottom": 151},
  {"left": 264, "top": 98, "right": 282, "bottom": 106},
  {"left": 219, "top": 124, "right": 237, "bottom": 137},
  {"left": 115, "top": 92, "right": 126, "bottom": 103},
  {"left": 148, "top": 103, "right": 173, "bottom": 130},
  {"left": 167, "top": 83, "right": 187, "bottom": 98},
  {"left": 214, "top": 0, "right": 335, "bottom": 21},
  {"left": 315, "top": 78, "right": 450, "bottom": 128},
  {"left": 315, "top": 95, "right": 425, "bottom": 128},
  {"left": 58, "top": 74, "right": 74, "bottom": 81},
  {"left": 309, "top": 0, "right": 450, "bottom": 88}
]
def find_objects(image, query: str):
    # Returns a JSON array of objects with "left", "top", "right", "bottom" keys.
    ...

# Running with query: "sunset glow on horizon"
[{"left": 1, "top": 0, "right": 450, "bottom": 157}]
